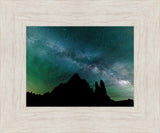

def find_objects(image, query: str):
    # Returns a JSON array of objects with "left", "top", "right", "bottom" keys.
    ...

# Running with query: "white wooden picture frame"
[{"left": 0, "top": 0, "right": 160, "bottom": 132}]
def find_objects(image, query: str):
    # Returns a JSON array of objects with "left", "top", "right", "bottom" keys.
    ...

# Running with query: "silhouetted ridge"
[
  {"left": 68, "top": 73, "right": 90, "bottom": 89},
  {"left": 27, "top": 73, "right": 134, "bottom": 106},
  {"left": 49, "top": 73, "right": 93, "bottom": 106},
  {"left": 69, "top": 73, "right": 80, "bottom": 81}
]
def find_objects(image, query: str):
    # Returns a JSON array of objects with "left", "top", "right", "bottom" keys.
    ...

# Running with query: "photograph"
[{"left": 26, "top": 27, "right": 134, "bottom": 106}]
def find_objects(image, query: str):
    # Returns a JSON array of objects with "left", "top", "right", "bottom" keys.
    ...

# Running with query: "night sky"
[{"left": 27, "top": 27, "right": 134, "bottom": 101}]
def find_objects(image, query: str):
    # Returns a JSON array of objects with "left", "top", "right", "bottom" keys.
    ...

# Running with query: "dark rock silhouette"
[
  {"left": 94, "top": 80, "right": 114, "bottom": 106},
  {"left": 27, "top": 73, "right": 134, "bottom": 106}
]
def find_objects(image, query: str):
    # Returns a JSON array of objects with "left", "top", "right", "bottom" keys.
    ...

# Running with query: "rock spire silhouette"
[{"left": 27, "top": 73, "right": 133, "bottom": 106}]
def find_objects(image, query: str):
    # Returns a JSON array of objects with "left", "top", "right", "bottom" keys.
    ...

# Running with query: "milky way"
[{"left": 27, "top": 27, "right": 134, "bottom": 101}]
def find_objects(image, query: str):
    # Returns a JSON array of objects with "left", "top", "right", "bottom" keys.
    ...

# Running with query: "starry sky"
[{"left": 27, "top": 27, "right": 134, "bottom": 101}]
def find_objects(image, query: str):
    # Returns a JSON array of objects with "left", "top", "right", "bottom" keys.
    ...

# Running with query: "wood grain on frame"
[{"left": 0, "top": 0, "right": 160, "bottom": 132}]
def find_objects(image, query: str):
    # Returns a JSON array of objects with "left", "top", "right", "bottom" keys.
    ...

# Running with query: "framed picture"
[
  {"left": 0, "top": 0, "right": 159, "bottom": 132},
  {"left": 26, "top": 26, "right": 134, "bottom": 107}
]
